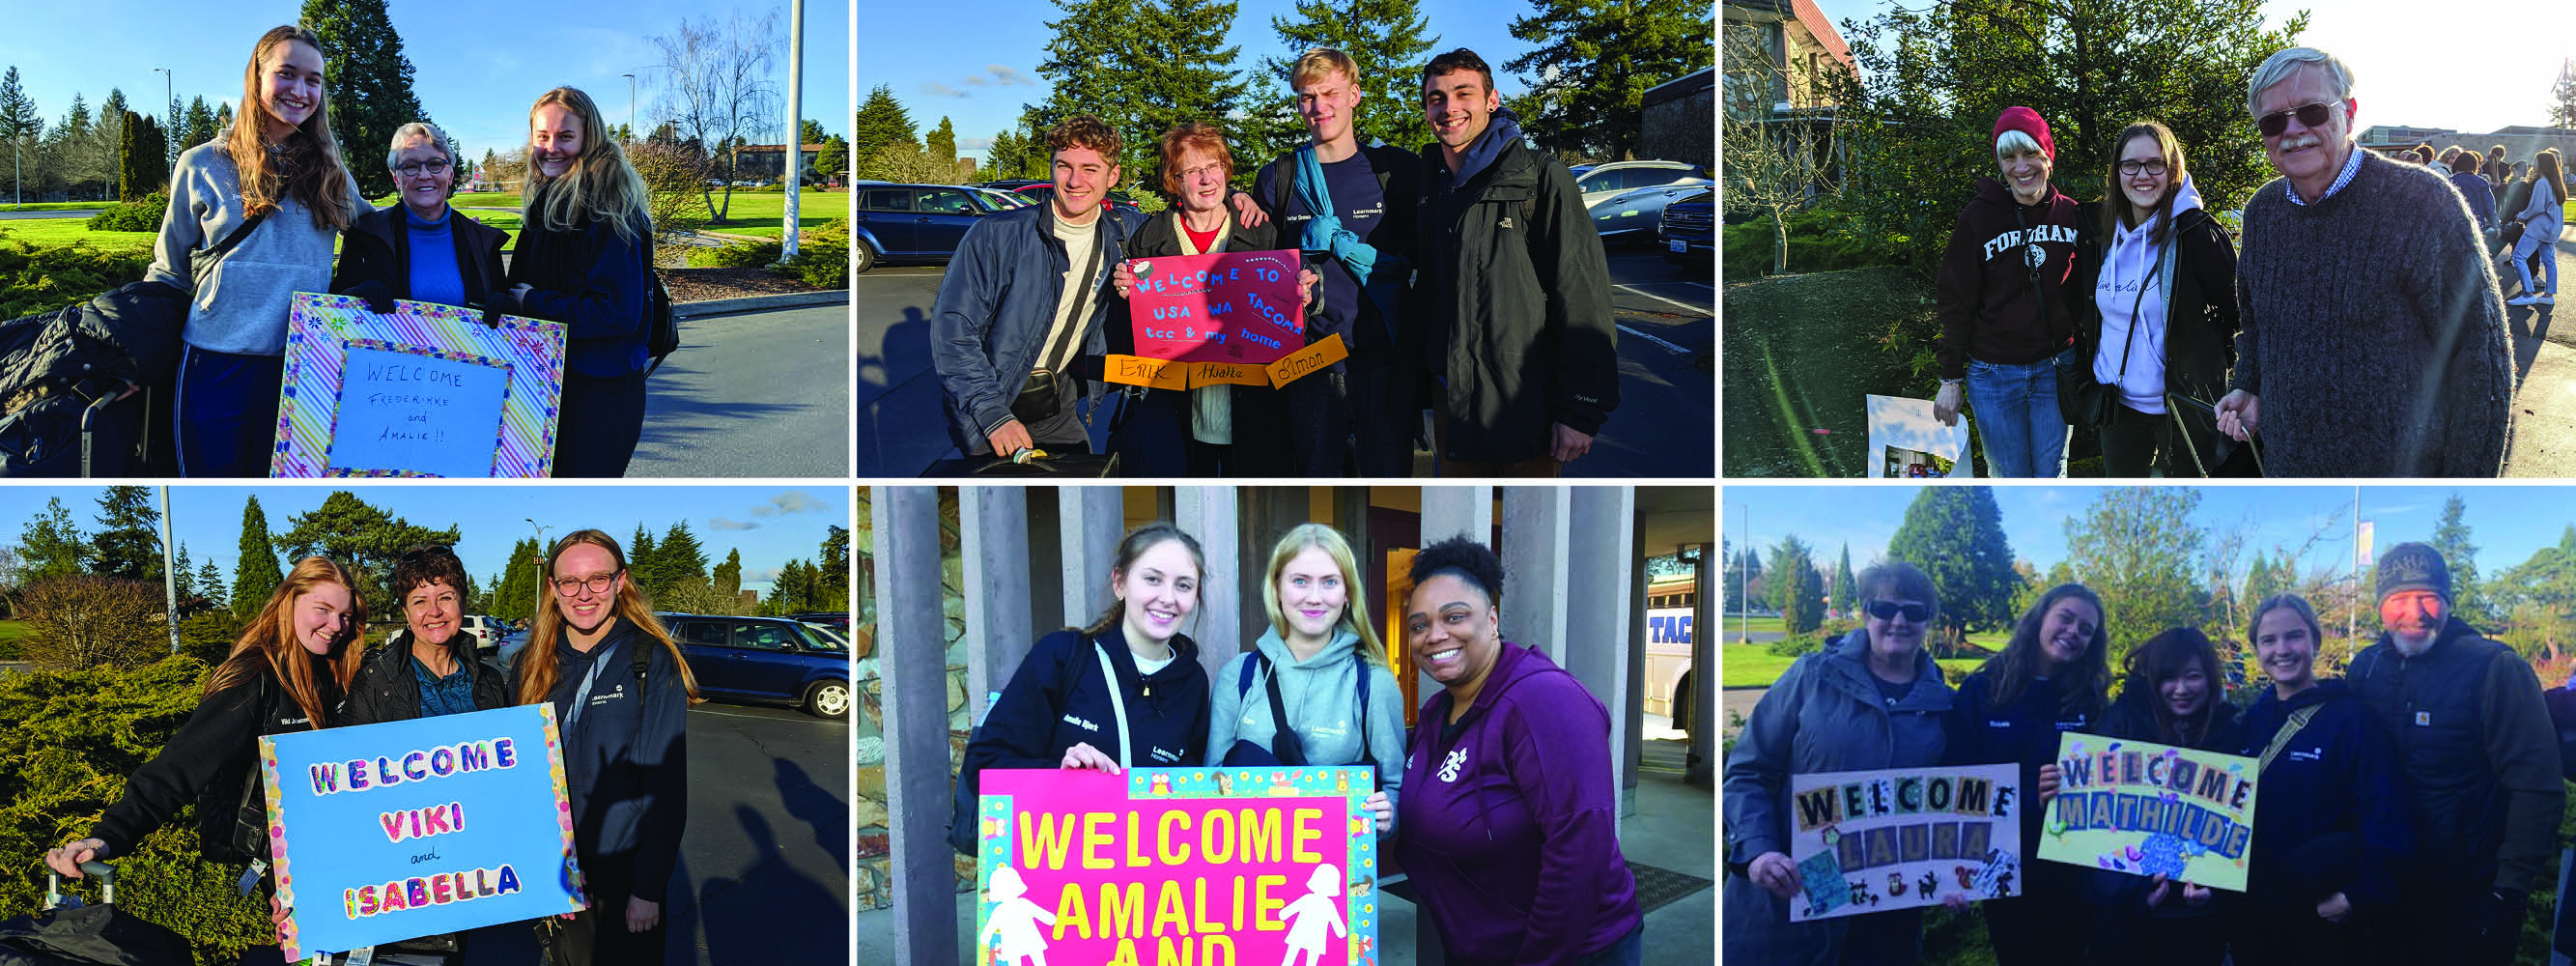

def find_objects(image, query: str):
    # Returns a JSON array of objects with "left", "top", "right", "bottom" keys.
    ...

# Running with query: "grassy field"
[
  {"left": 0, "top": 217, "right": 155, "bottom": 251},
  {"left": 1720, "top": 641, "right": 1990, "bottom": 688},
  {"left": 0, "top": 201, "right": 111, "bottom": 212},
  {"left": 450, "top": 190, "right": 844, "bottom": 238}
]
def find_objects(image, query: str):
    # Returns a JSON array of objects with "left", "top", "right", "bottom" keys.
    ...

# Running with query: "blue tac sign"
[{"left": 257, "top": 704, "right": 585, "bottom": 960}]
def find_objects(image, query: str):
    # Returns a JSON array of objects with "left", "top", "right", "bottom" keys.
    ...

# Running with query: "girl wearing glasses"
[
  {"left": 488, "top": 88, "right": 657, "bottom": 478},
  {"left": 331, "top": 123, "right": 511, "bottom": 313},
  {"left": 1941, "top": 583, "right": 2111, "bottom": 965},
  {"left": 1724, "top": 561, "right": 1954, "bottom": 964},
  {"left": 510, "top": 530, "right": 700, "bottom": 965},
  {"left": 43, "top": 558, "right": 365, "bottom": 953},
  {"left": 152, "top": 25, "right": 370, "bottom": 477},
  {"left": 2077, "top": 122, "right": 2243, "bottom": 477},
  {"left": 2081, "top": 628, "right": 2244, "bottom": 966},
  {"left": 1930, "top": 106, "right": 2081, "bottom": 477}
]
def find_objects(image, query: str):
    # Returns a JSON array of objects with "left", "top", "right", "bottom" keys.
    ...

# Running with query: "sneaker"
[
  {"left": 2542, "top": 293, "right": 2559, "bottom": 305},
  {"left": 2509, "top": 293, "right": 2540, "bottom": 306}
]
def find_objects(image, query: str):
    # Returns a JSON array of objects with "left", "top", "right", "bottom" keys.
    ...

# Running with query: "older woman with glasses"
[
  {"left": 1724, "top": 561, "right": 1955, "bottom": 964},
  {"left": 330, "top": 121, "right": 510, "bottom": 313}
]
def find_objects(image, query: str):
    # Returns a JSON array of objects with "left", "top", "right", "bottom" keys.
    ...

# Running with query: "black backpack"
[{"left": 642, "top": 269, "right": 679, "bottom": 376}]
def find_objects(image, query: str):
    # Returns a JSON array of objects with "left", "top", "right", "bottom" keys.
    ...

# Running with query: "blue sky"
[
  {"left": 1721, "top": 485, "right": 2576, "bottom": 584},
  {"left": 1, "top": 0, "right": 849, "bottom": 176},
  {"left": 1806, "top": 1, "right": 2576, "bottom": 137},
  {"left": 857, "top": 0, "right": 1551, "bottom": 164},
  {"left": 0, "top": 485, "right": 848, "bottom": 595}
]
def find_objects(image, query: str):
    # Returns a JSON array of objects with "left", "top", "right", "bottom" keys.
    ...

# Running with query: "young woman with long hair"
[
  {"left": 510, "top": 529, "right": 699, "bottom": 965},
  {"left": 2505, "top": 149, "right": 2565, "bottom": 307},
  {"left": 1943, "top": 583, "right": 2113, "bottom": 965},
  {"left": 1205, "top": 524, "right": 1404, "bottom": 832},
  {"left": 151, "top": 25, "right": 369, "bottom": 477},
  {"left": 489, "top": 87, "right": 657, "bottom": 477},
  {"left": 43, "top": 558, "right": 365, "bottom": 947},
  {"left": 948, "top": 523, "right": 1214, "bottom": 852},
  {"left": 2079, "top": 121, "right": 2243, "bottom": 476}
]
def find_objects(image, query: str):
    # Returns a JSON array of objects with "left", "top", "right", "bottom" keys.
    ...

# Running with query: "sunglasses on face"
[
  {"left": 1867, "top": 600, "right": 1932, "bottom": 622},
  {"left": 2257, "top": 101, "right": 2337, "bottom": 138}
]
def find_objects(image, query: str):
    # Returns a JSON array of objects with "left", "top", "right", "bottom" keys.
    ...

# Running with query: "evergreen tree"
[
  {"left": 233, "top": 496, "right": 283, "bottom": 617},
  {"left": 2552, "top": 59, "right": 2576, "bottom": 129},
  {"left": 212, "top": 101, "right": 232, "bottom": 133},
  {"left": 1767, "top": 535, "right": 1826, "bottom": 636},
  {"left": 302, "top": 0, "right": 430, "bottom": 200},
  {"left": 181, "top": 96, "right": 216, "bottom": 151},
  {"left": 1260, "top": 0, "right": 1438, "bottom": 154},
  {"left": 1034, "top": 0, "right": 1248, "bottom": 181},
  {"left": 2065, "top": 488, "right": 2209, "bottom": 661},
  {"left": 20, "top": 497, "right": 89, "bottom": 583},
  {"left": 985, "top": 126, "right": 1040, "bottom": 181},
  {"left": 115, "top": 110, "right": 162, "bottom": 201},
  {"left": 814, "top": 137, "right": 846, "bottom": 180},
  {"left": 800, "top": 119, "right": 829, "bottom": 145},
  {"left": 818, "top": 525, "right": 850, "bottom": 608},
  {"left": 172, "top": 544, "right": 195, "bottom": 601},
  {"left": 853, "top": 85, "right": 918, "bottom": 158},
  {"left": 90, "top": 486, "right": 160, "bottom": 584},
  {"left": 491, "top": 538, "right": 545, "bottom": 624},
  {"left": 1831, "top": 544, "right": 1858, "bottom": 619},
  {"left": 95, "top": 90, "right": 126, "bottom": 183},
  {"left": 1504, "top": 0, "right": 1713, "bottom": 160},
  {"left": 50, "top": 94, "right": 95, "bottom": 197},
  {"left": 273, "top": 492, "right": 460, "bottom": 608},
  {"left": 713, "top": 549, "right": 744, "bottom": 611},
  {"left": 661, "top": 522, "right": 708, "bottom": 586},
  {"left": 1885, "top": 487, "right": 2022, "bottom": 648},
  {"left": 768, "top": 558, "right": 813, "bottom": 613},
  {"left": 926, "top": 117, "right": 957, "bottom": 168},
  {"left": 196, "top": 559, "right": 226, "bottom": 612},
  {"left": 2429, "top": 494, "right": 2489, "bottom": 628},
  {"left": 0, "top": 67, "right": 39, "bottom": 198},
  {"left": 629, "top": 525, "right": 662, "bottom": 598}
]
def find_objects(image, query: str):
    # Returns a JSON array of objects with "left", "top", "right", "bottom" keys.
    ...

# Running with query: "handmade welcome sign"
[
  {"left": 1784, "top": 764, "right": 2022, "bottom": 922},
  {"left": 2040, "top": 733, "right": 2258, "bottom": 892},
  {"left": 1104, "top": 250, "right": 1339, "bottom": 390},
  {"left": 976, "top": 766, "right": 1378, "bottom": 966},
  {"left": 272, "top": 293, "right": 566, "bottom": 477},
  {"left": 259, "top": 704, "right": 585, "bottom": 961}
]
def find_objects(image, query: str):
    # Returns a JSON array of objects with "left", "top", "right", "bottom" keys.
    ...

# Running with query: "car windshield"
[{"left": 799, "top": 623, "right": 848, "bottom": 651}]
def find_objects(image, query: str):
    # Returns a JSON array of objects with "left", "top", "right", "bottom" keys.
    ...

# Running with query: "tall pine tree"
[
  {"left": 1505, "top": 0, "right": 1713, "bottom": 160},
  {"left": 0, "top": 66, "right": 40, "bottom": 199},
  {"left": 1261, "top": 0, "right": 1437, "bottom": 154},
  {"left": 196, "top": 559, "right": 226, "bottom": 611},
  {"left": 116, "top": 110, "right": 166, "bottom": 201},
  {"left": 90, "top": 486, "right": 160, "bottom": 583},
  {"left": 1885, "top": 487, "right": 2022, "bottom": 649},
  {"left": 852, "top": 85, "right": 918, "bottom": 159},
  {"left": 1033, "top": 0, "right": 1247, "bottom": 181},
  {"left": 303, "top": 0, "right": 429, "bottom": 199},
  {"left": 233, "top": 496, "right": 284, "bottom": 618},
  {"left": 20, "top": 497, "right": 88, "bottom": 583},
  {"left": 713, "top": 549, "right": 744, "bottom": 612},
  {"left": 181, "top": 96, "right": 216, "bottom": 151}
]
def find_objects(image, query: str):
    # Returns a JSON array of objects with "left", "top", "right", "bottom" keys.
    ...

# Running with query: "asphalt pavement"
[
  {"left": 852, "top": 246, "right": 1713, "bottom": 477},
  {"left": 0, "top": 208, "right": 101, "bottom": 220},
  {"left": 630, "top": 302, "right": 849, "bottom": 477}
]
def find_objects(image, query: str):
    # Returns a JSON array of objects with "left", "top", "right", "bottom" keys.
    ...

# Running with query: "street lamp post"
[
  {"left": 778, "top": 0, "right": 805, "bottom": 264},
  {"left": 622, "top": 73, "right": 637, "bottom": 142},
  {"left": 526, "top": 518, "right": 552, "bottom": 622},
  {"left": 153, "top": 68, "right": 172, "bottom": 170}
]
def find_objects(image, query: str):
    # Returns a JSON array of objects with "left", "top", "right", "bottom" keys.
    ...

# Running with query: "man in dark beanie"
[{"left": 2347, "top": 540, "right": 2562, "bottom": 964}]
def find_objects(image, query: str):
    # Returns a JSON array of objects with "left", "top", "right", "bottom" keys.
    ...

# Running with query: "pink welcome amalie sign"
[{"left": 977, "top": 767, "right": 1380, "bottom": 966}]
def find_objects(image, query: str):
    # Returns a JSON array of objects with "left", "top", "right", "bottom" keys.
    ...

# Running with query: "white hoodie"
[{"left": 2092, "top": 175, "right": 2206, "bottom": 414}]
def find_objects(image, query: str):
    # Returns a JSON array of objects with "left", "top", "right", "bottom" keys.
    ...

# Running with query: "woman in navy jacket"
[
  {"left": 951, "top": 523, "right": 1213, "bottom": 851},
  {"left": 2085, "top": 627, "right": 2244, "bottom": 966},
  {"left": 489, "top": 87, "right": 656, "bottom": 477},
  {"left": 1944, "top": 582, "right": 2112, "bottom": 966},
  {"left": 510, "top": 529, "right": 699, "bottom": 966},
  {"left": 2230, "top": 594, "right": 2413, "bottom": 966}
]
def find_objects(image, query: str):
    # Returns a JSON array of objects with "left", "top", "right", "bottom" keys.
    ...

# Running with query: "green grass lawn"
[
  {"left": 1720, "top": 637, "right": 2001, "bottom": 689},
  {"left": 450, "top": 191, "right": 844, "bottom": 237},
  {"left": 0, "top": 201, "right": 111, "bottom": 212},
  {"left": 0, "top": 217, "right": 154, "bottom": 251}
]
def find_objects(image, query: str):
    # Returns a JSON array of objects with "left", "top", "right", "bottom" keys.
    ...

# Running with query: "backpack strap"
[
  {"left": 203, "top": 210, "right": 271, "bottom": 264},
  {"left": 2258, "top": 703, "right": 2324, "bottom": 774},
  {"left": 1089, "top": 638, "right": 1134, "bottom": 770},
  {"left": 1354, "top": 663, "right": 1376, "bottom": 771},
  {"left": 632, "top": 634, "right": 654, "bottom": 683},
  {"left": 1238, "top": 649, "right": 1260, "bottom": 696},
  {"left": 1260, "top": 652, "right": 1307, "bottom": 766}
]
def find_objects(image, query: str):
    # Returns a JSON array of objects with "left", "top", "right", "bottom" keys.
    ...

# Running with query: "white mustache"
[{"left": 2278, "top": 135, "right": 2320, "bottom": 152}]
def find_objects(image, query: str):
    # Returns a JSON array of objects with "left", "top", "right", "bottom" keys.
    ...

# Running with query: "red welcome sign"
[{"left": 1125, "top": 249, "right": 1306, "bottom": 365}]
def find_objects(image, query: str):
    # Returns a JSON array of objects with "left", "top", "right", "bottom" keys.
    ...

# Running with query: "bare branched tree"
[
  {"left": 22, "top": 576, "right": 163, "bottom": 670},
  {"left": 649, "top": 10, "right": 783, "bottom": 225},
  {"left": 1720, "top": 25, "right": 1840, "bottom": 276}
]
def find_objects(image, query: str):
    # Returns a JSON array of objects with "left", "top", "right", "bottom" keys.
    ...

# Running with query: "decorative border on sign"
[
  {"left": 272, "top": 292, "right": 566, "bottom": 478},
  {"left": 536, "top": 703, "right": 587, "bottom": 907}
]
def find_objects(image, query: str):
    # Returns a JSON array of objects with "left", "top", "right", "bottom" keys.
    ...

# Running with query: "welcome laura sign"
[
  {"left": 258, "top": 704, "right": 585, "bottom": 960},
  {"left": 976, "top": 767, "right": 1379, "bottom": 966},
  {"left": 273, "top": 293, "right": 566, "bottom": 477},
  {"left": 1784, "top": 764, "right": 2023, "bottom": 922},
  {"left": 2039, "top": 733, "right": 2258, "bottom": 892}
]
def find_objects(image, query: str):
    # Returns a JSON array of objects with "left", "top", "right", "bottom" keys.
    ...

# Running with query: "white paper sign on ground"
[{"left": 1866, "top": 394, "right": 1975, "bottom": 478}]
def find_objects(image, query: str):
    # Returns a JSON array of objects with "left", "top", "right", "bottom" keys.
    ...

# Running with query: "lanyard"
[
  {"left": 1090, "top": 639, "right": 1134, "bottom": 770},
  {"left": 567, "top": 639, "right": 623, "bottom": 732}
]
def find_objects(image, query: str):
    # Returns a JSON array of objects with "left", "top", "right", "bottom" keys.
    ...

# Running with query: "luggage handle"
[{"left": 43, "top": 859, "right": 116, "bottom": 910}]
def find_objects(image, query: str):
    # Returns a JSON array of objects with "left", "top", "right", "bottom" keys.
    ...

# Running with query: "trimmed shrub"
[
  {"left": 85, "top": 191, "right": 168, "bottom": 233},
  {"left": 1766, "top": 632, "right": 1825, "bottom": 658},
  {"left": 0, "top": 238, "right": 154, "bottom": 321},
  {"left": 1723, "top": 205, "right": 1904, "bottom": 282}
]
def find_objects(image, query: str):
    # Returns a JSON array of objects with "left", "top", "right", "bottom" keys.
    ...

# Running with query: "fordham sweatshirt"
[{"left": 1935, "top": 177, "right": 2082, "bottom": 380}]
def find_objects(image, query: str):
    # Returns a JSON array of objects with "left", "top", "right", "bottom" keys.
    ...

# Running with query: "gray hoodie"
[
  {"left": 146, "top": 130, "right": 371, "bottom": 355},
  {"left": 1204, "top": 627, "right": 1407, "bottom": 834}
]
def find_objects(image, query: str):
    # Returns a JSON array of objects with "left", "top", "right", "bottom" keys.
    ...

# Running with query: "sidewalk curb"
[{"left": 674, "top": 290, "right": 848, "bottom": 319}]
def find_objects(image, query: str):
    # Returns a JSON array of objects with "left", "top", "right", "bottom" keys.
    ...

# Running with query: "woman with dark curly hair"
[
  {"left": 1395, "top": 536, "right": 1643, "bottom": 965},
  {"left": 1942, "top": 582, "right": 2111, "bottom": 965}
]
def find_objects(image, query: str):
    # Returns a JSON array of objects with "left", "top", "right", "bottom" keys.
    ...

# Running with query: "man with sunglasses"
[{"left": 2215, "top": 46, "right": 2510, "bottom": 476}]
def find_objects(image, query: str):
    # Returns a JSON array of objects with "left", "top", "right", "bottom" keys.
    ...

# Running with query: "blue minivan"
[{"left": 661, "top": 612, "right": 852, "bottom": 719}]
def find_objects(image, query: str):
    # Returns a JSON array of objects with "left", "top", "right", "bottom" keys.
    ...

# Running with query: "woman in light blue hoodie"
[
  {"left": 2079, "top": 121, "right": 2241, "bottom": 477},
  {"left": 1206, "top": 523, "right": 1405, "bottom": 835},
  {"left": 150, "top": 24, "right": 370, "bottom": 476}
]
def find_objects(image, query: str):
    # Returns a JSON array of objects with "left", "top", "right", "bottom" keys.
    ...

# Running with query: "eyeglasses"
[
  {"left": 1866, "top": 600, "right": 1932, "bottom": 622},
  {"left": 2117, "top": 159, "right": 2168, "bottom": 177},
  {"left": 2256, "top": 102, "right": 2336, "bottom": 139},
  {"left": 552, "top": 572, "right": 621, "bottom": 596},
  {"left": 395, "top": 159, "right": 452, "bottom": 177}
]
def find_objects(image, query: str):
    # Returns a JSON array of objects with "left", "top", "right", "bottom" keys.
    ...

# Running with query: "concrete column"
[
  {"left": 1414, "top": 487, "right": 1491, "bottom": 701},
  {"left": 1499, "top": 487, "right": 1572, "bottom": 666},
  {"left": 1235, "top": 487, "right": 1311, "bottom": 649},
  {"left": 961, "top": 487, "right": 1034, "bottom": 713},
  {"left": 873, "top": 488, "right": 956, "bottom": 966},
  {"left": 1621, "top": 506, "right": 1648, "bottom": 817},
  {"left": 1175, "top": 486, "right": 1242, "bottom": 684},
  {"left": 1060, "top": 487, "right": 1124, "bottom": 628},
  {"left": 1557, "top": 488, "right": 1637, "bottom": 838},
  {"left": 1687, "top": 540, "right": 1718, "bottom": 786}
]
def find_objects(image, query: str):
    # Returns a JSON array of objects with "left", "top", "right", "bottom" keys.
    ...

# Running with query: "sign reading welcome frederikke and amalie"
[{"left": 258, "top": 704, "right": 586, "bottom": 960}]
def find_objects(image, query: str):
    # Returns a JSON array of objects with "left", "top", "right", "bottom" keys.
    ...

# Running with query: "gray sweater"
[
  {"left": 2233, "top": 147, "right": 2511, "bottom": 475},
  {"left": 146, "top": 130, "right": 371, "bottom": 355},
  {"left": 1204, "top": 628, "right": 1406, "bottom": 835}
]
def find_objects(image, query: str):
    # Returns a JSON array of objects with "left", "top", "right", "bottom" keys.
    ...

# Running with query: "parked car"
[
  {"left": 967, "top": 186, "right": 1032, "bottom": 213},
  {"left": 1593, "top": 177, "right": 1717, "bottom": 245},
  {"left": 1010, "top": 184, "right": 1144, "bottom": 215},
  {"left": 978, "top": 178, "right": 1051, "bottom": 192},
  {"left": 458, "top": 614, "right": 505, "bottom": 655},
  {"left": 661, "top": 612, "right": 852, "bottom": 718},
  {"left": 849, "top": 182, "right": 1006, "bottom": 274},
  {"left": 1573, "top": 159, "right": 1712, "bottom": 209},
  {"left": 1659, "top": 188, "right": 1714, "bottom": 270},
  {"left": 788, "top": 611, "right": 852, "bottom": 632}
]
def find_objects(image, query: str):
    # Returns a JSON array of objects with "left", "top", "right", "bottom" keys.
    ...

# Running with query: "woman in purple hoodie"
[{"left": 1395, "top": 536, "right": 1644, "bottom": 965}]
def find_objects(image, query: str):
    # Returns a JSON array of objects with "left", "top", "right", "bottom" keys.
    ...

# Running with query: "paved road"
[
  {"left": 0, "top": 209, "right": 101, "bottom": 220},
  {"left": 853, "top": 246, "right": 1713, "bottom": 476},
  {"left": 630, "top": 303, "right": 848, "bottom": 477}
]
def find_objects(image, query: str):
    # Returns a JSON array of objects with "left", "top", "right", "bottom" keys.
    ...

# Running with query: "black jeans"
[
  {"left": 2389, "top": 883, "right": 2522, "bottom": 966},
  {"left": 1983, "top": 862, "right": 2089, "bottom": 966},
  {"left": 568, "top": 852, "right": 666, "bottom": 966},
  {"left": 2099, "top": 400, "right": 2179, "bottom": 477},
  {"left": 555, "top": 371, "right": 647, "bottom": 477}
]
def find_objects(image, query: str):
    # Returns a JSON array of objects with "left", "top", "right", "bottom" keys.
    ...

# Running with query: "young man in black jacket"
[{"left": 1412, "top": 48, "right": 1617, "bottom": 477}]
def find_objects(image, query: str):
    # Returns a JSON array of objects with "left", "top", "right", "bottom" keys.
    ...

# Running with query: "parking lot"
[{"left": 854, "top": 245, "right": 1713, "bottom": 477}]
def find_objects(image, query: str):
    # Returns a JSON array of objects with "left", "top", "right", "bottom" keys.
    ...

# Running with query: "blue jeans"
[
  {"left": 1965, "top": 351, "right": 2069, "bottom": 477},
  {"left": 175, "top": 345, "right": 284, "bottom": 478}
]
